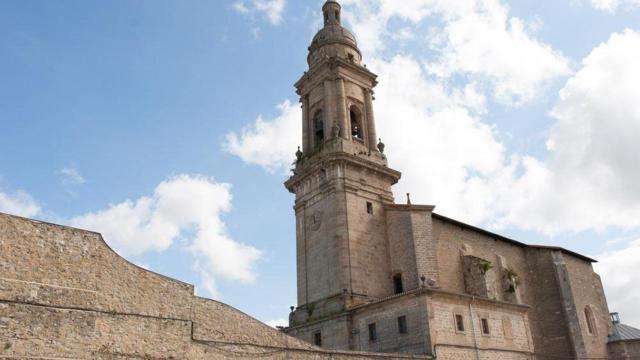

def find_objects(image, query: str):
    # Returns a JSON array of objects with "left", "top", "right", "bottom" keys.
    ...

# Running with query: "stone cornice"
[
  {"left": 295, "top": 57, "right": 378, "bottom": 94},
  {"left": 347, "top": 287, "right": 531, "bottom": 313},
  {"left": 284, "top": 152, "right": 401, "bottom": 193},
  {"left": 383, "top": 204, "right": 436, "bottom": 212}
]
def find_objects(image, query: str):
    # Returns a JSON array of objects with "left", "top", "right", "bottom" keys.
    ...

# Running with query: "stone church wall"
[
  {"left": 563, "top": 252, "right": 612, "bottom": 358},
  {"left": 608, "top": 340, "right": 640, "bottom": 359},
  {"left": 426, "top": 291, "right": 534, "bottom": 360},
  {"left": 286, "top": 313, "right": 352, "bottom": 351},
  {"left": 385, "top": 205, "right": 438, "bottom": 292},
  {"left": 297, "top": 187, "right": 347, "bottom": 305},
  {"left": 431, "top": 217, "right": 530, "bottom": 305},
  {"left": 431, "top": 215, "right": 612, "bottom": 360},
  {"left": 351, "top": 293, "right": 431, "bottom": 354},
  {"left": 0, "top": 213, "right": 429, "bottom": 359},
  {"left": 385, "top": 209, "right": 420, "bottom": 289},
  {"left": 344, "top": 188, "right": 392, "bottom": 300},
  {"left": 522, "top": 248, "right": 576, "bottom": 358}
]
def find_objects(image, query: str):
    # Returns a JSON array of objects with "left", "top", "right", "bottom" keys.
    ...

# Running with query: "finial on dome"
[{"left": 323, "top": 0, "right": 342, "bottom": 27}]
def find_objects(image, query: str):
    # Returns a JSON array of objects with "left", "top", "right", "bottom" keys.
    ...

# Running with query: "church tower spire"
[
  {"left": 286, "top": 0, "right": 401, "bottom": 325},
  {"left": 322, "top": 0, "right": 342, "bottom": 26},
  {"left": 296, "top": 0, "right": 380, "bottom": 154}
]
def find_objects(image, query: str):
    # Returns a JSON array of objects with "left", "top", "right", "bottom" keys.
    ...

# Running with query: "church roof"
[
  {"left": 609, "top": 322, "right": 640, "bottom": 343},
  {"left": 432, "top": 213, "right": 597, "bottom": 263}
]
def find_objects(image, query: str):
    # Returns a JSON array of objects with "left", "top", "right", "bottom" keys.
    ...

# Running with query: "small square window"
[
  {"left": 368, "top": 323, "right": 377, "bottom": 342},
  {"left": 398, "top": 316, "right": 408, "bottom": 334},
  {"left": 366, "top": 202, "right": 374, "bottom": 215},
  {"left": 481, "top": 318, "right": 490, "bottom": 335},
  {"left": 455, "top": 314, "right": 465, "bottom": 333},
  {"left": 313, "top": 331, "right": 322, "bottom": 347}
]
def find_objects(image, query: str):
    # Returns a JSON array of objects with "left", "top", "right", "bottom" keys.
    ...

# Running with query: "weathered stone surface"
[
  {"left": 283, "top": 1, "right": 622, "bottom": 359},
  {"left": 609, "top": 340, "right": 640, "bottom": 359},
  {"left": 0, "top": 213, "right": 426, "bottom": 359}
]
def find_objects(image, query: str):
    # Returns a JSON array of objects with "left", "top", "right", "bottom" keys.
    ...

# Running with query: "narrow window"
[
  {"left": 393, "top": 273, "right": 404, "bottom": 294},
  {"left": 368, "top": 323, "right": 377, "bottom": 342},
  {"left": 348, "top": 53, "right": 355, "bottom": 62},
  {"left": 585, "top": 307, "right": 597, "bottom": 335},
  {"left": 366, "top": 202, "right": 373, "bottom": 215},
  {"left": 350, "top": 107, "right": 363, "bottom": 139},
  {"left": 398, "top": 316, "right": 408, "bottom": 334},
  {"left": 313, "top": 110, "right": 325, "bottom": 146},
  {"left": 481, "top": 318, "right": 490, "bottom": 335},
  {"left": 455, "top": 314, "right": 465, "bottom": 332},
  {"left": 335, "top": 10, "right": 340, "bottom": 23},
  {"left": 314, "top": 331, "right": 322, "bottom": 346}
]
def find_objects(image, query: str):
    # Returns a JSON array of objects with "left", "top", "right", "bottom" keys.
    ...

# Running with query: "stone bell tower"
[{"left": 285, "top": 0, "right": 402, "bottom": 324}]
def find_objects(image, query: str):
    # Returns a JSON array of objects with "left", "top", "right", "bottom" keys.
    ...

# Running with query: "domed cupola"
[{"left": 308, "top": 0, "right": 362, "bottom": 67}]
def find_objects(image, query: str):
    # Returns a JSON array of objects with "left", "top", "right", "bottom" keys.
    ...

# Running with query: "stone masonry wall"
[
  {"left": 563, "top": 253, "right": 612, "bottom": 358},
  {"left": 286, "top": 313, "right": 352, "bottom": 351},
  {"left": 523, "top": 249, "right": 575, "bottom": 359},
  {"left": 432, "top": 216, "right": 612, "bottom": 360},
  {"left": 385, "top": 209, "right": 420, "bottom": 290},
  {"left": 351, "top": 293, "right": 431, "bottom": 354},
  {"left": 608, "top": 340, "right": 640, "bottom": 360},
  {"left": 461, "top": 255, "right": 498, "bottom": 300},
  {"left": 0, "top": 213, "right": 428, "bottom": 359},
  {"left": 426, "top": 292, "right": 534, "bottom": 360},
  {"left": 385, "top": 206, "right": 438, "bottom": 293},
  {"left": 432, "top": 218, "right": 530, "bottom": 305}
]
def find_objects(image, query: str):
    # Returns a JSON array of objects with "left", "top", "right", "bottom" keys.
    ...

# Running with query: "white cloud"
[
  {"left": 59, "top": 167, "right": 85, "bottom": 186},
  {"left": 58, "top": 167, "right": 86, "bottom": 195},
  {"left": 372, "top": 55, "right": 509, "bottom": 224},
  {"left": 233, "top": 0, "right": 287, "bottom": 25},
  {"left": 0, "top": 189, "right": 41, "bottom": 218},
  {"left": 495, "top": 30, "right": 640, "bottom": 234},
  {"left": 70, "top": 174, "right": 262, "bottom": 297},
  {"left": 264, "top": 318, "right": 289, "bottom": 328},
  {"left": 226, "top": 0, "right": 640, "bottom": 243},
  {"left": 224, "top": 100, "right": 301, "bottom": 175},
  {"left": 341, "top": 0, "right": 570, "bottom": 105},
  {"left": 589, "top": 0, "right": 640, "bottom": 12},
  {"left": 194, "top": 260, "right": 219, "bottom": 299},
  {"left": 426, "top": 6, "right": 570, "bottom": 105},
  {"left": 596, "top": 239, "right": 640, "bottom": 327}
]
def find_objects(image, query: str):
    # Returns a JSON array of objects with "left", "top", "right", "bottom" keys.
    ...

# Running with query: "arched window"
[
  {"left": 350, "top": 106, "right": 363, "bottom": 140},
  {"left": 313, "top": 110, "right": 325, "bottom": 146},
  {"left": 584, "top": 306, "right": 597, "bottom": 335}
]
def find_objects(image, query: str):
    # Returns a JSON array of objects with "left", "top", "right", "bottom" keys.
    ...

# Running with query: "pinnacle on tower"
[{"left": 323, "top": 0, "right": 342, "bottom": 26}]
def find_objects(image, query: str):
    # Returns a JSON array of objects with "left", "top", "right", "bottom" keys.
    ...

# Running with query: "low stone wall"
[{"left": 0, "top": 213, "right": 430, "bottom": 359}]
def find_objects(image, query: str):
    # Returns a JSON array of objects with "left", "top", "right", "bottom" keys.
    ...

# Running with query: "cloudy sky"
[{"left": 1, "top": 0, "right": 639, "bottom": 328}]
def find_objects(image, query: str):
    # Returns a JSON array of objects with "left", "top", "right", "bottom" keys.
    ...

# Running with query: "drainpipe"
[{"left": 469, "top": 298, "right": 481, "bottom": 360}]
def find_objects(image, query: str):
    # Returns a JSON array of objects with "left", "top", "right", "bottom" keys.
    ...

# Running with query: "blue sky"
[{"left": 1, "top": 0, "right": 639, "bottom": 327}]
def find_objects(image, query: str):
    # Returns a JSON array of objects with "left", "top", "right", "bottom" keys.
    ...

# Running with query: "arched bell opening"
[
  {"left": 349, "top": 106, "right": 364, "bottom": 141},
  {"left": 313, "top": 110, "right": 325, "bottom": 148}
]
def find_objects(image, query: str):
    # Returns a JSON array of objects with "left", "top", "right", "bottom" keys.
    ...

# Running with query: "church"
[
  {"left": 1, "top": 1, "right": 640, "bottom": 359},
  {"left": 283, "top": 1, "right": 640, "bottom": 359}
]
